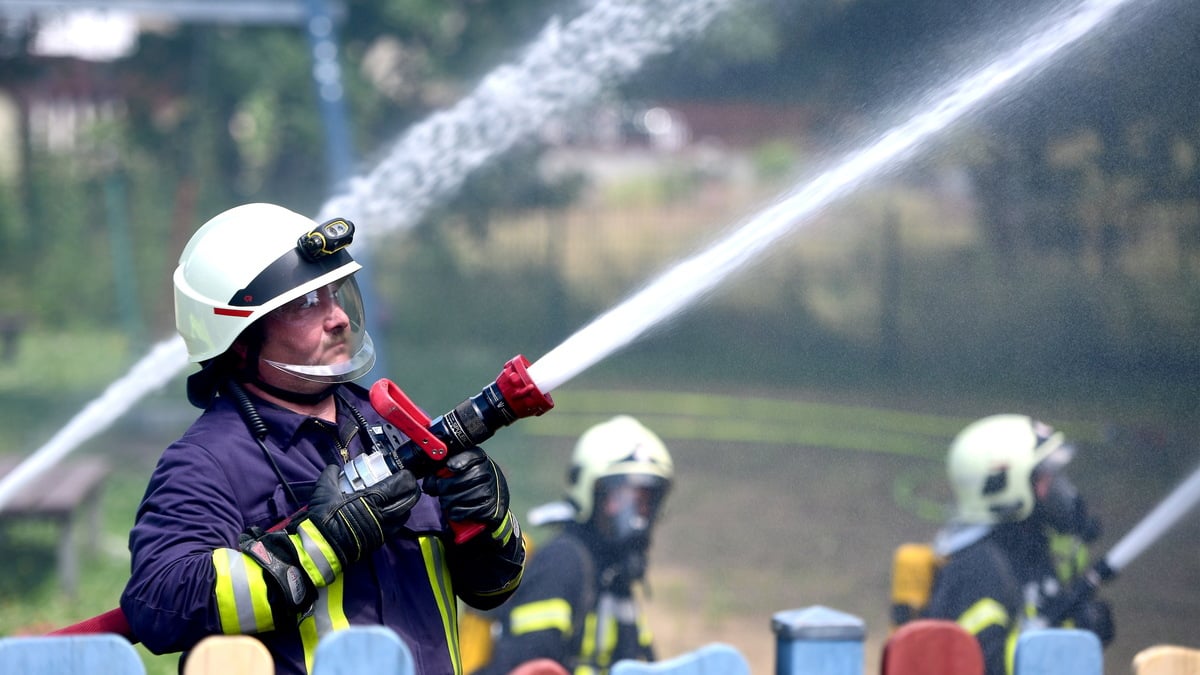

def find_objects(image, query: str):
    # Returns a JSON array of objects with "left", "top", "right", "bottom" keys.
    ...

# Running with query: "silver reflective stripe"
[
  {"left": 229, "top": 555, "right": 261, "bottom": 631},
  {"left": 298, "top": 526, "right": 337, "bottom": 585},
  {"left": 314, "top": 586, "right": 334, "bottom": 637},
  {"left": 594, "top": 594, "right": 617, "bottom": 665}
]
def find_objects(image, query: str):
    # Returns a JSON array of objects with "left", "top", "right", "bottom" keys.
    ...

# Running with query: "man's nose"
[{"left": 326, "top": 302, "right": 351, "bottom": 329}]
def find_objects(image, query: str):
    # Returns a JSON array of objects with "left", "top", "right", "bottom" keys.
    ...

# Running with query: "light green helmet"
[
  {"left": 947, "top": 414, "right": 1073, "bottom": 524},
  {"left": 566, "top": 415, "right": 674, "bottom": 523}
]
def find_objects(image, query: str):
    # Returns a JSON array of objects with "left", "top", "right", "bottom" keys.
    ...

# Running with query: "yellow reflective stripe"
[
  {"left": 598, "top": 613, "right": 618, "bottom": 667},
  {"left": 421, "top": 535, "right": 462, "bottom": 675},
  {"left": 510, "top": 599, "right": 573, "bottom": 636},
  {"left": 299, "top": 579, "right": 350, "bottom": 675},
  {"left": 578, "top": 613, "right": 598, "bottom": 663},
  {"left": 326, "top": 575, "right": 350, "bottom": 631},
  {"left": 491, "top": 511, "right": 514, "bottom": 546},
  {"left": 294, "top": 520, "right": 341, "bottom": 586},
  {"left": 212, "top": 548, "right": 275, "bottom": 634},
  {"left": 475, "top": 562, "right": 524, "bottom": 599},
  {"left": 1048, "top": 531, "right": 1088, "bottom": 583},
  {"left": 958, "top": 597, "right": 1009, "bottom": 635},
  {"left": 1004, "top": 624, "right": 1019, "bottom": 675},
  {"left": 300, "top": 609, "right": 319, "bottom": 675},
  {"left": 637, "top": 611, "right": 653, "bottom": 648},
  {"left": 579, "top": 608, "right": 621, "bottom": 667},
  {"left": 574, "top": 667, "right": 598, "bottom": 675}
]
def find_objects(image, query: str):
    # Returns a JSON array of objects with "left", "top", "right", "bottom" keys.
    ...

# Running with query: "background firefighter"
[
  {"left": 120, "top": 203, "right": 526, "bottom": 675},
  {"left": 469, "top": 415, "right": 673, "bottom": 675},
  {"left": 923, "top": 414, "right": 1115, "bottom": 675}
]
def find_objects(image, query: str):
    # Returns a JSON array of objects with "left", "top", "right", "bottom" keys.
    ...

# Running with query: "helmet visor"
[
  {"left": 263, "top": 276, "right": 376, "bottom": 383},
  {"left": 593, "top": 474, "right": 669, "bottom": 544}
]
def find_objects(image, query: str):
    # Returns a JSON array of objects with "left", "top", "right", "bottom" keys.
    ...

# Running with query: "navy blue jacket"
[{"left": 121, "top": 383, "right": 521, "bottom": 675}]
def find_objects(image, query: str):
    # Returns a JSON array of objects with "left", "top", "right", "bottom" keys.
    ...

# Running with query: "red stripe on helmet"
[{"left": 213, "top": 307, "right": 254, "bottom": 317}]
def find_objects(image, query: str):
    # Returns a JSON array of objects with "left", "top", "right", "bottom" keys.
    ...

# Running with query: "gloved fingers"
[
  {"left": 442, "top": 485, "right": 498, "bottom": 517},
  {"left": 426, "top": 454, "right": 510, "bottom": 527},
  {"left": 305, "top": 464, "right": 351, "bottom": 523},
  {"left": 444, "top": 447, "right": 488, "bottom": 473},
  {"left": 314, "top": 464, "right": 343, "bottom": 493},
  {"left": 368, "top": 471, "right": 421, "bottom": 534},
  {"left": 368, "top": 467, "right": 419, "bottom": 503},
  {"left": 423, "top": 450, "right": 492, "bottom": 497}
]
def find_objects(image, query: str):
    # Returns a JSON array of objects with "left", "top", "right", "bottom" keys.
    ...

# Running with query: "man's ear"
[
  {"left": 230, "top": 334, "right": 257, "bottom": 371},
  {"left": 230, "top": 321, "right": 266, "bottom": 374}
]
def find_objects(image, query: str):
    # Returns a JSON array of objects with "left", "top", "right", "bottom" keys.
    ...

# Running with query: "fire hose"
[
  {"left": 48, "top": 354, "right": 554, "bottom": 642},
  {"left": 1043, "top": 460, "right": 1200, "bottom": 624}
]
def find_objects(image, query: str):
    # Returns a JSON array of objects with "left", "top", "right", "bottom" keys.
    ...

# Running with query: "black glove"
[
  {"left": 422, "top": 448, "right": 511, "bottom": 533},
  {"left": 240, "top": 464, "right": 420, "bottom": 613},
  {"left": 1074, "top": 599, "right": 1115, "bottom": 646},
  {"left": 305, "top": 463, "right": 420, "bottom": 562}
]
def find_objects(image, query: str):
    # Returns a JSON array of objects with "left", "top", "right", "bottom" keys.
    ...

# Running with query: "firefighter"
[
  {"left": 924, "top": 414, "right": 1114, "bottom": 675},
  {"left": 120, "top": 203, "right": 525, "bottom": 675},
  {"left": 473, "top": 415, "right": 673, "bottom": 675}
]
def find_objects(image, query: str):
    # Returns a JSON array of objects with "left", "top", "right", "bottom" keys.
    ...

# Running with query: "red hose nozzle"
[{"left": 495, "top": 355, "right": 554, "bottom": 418}]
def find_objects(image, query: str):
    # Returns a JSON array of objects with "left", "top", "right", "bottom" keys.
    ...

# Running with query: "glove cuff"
[{"left": 239, "top": 530, "right": 317, "bottom": 614}]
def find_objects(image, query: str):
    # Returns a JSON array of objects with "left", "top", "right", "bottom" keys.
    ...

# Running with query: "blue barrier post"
[
  {"left": 771, "top": 605, "right": 865, "bottom": 675},
  {"left": 312, "top": 626, "right": 416, "bottom": 675},
  {"left": 611, "top": 642, "right": 750, "bottom": 675},
  {"left": 1014, "top": 628, "right": 1102, "bottom": 675},
  {"left": 0, "top": 634, "right": 145, "bottom": 675}
]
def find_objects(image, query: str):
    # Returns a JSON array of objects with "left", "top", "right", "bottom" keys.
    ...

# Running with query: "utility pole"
[{"left": 301, "top": 0, "right": 388, "bottom": 379}]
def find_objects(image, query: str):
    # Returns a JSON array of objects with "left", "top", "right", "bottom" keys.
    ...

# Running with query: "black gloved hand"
[
  {"left": 305, "top": 463, "right": 421, "bottom": 563},
  {"left": 239, "top": 464, "right": 420, "bottom": 613},
  {"left": 422, "top": 447, "right": 511, "bottom": 532},
  {"left": 1074, "top": 598, "right": 1115, "bottom": 646}
]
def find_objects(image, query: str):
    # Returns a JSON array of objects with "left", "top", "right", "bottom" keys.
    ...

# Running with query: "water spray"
[
  {"left": 0, "top": 0, "right": 734, "bottom": 511},
  {"left": 1, "top": 0, "right": 1155, "bottom": 510},
  {"left": 0, "top": 0, "right": 1159, "bottom": 509},
  {"left": 317, "top": 0, "right": 738, "bottom": 232},
  {"left": 527, "top": 0, "right": 1142, "bottom": 393}
]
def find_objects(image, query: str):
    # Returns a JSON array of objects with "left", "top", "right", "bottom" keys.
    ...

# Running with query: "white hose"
[
  {"left": 1105, "top": 461, "right": 1200, "bottom": 573},
  {"left": 0, "top": 337, "right": 188, "bottom": 510}
]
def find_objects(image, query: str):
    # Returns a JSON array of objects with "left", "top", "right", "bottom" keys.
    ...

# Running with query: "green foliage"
[
  {"left": 0, "top": 330, "right": 133, "bottom": 398},
  {"left": 750, "top": 139, "right": 799, "bottom": 182}
]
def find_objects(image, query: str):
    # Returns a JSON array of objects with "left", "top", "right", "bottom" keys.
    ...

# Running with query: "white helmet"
[
  {"left": 174, "top": 203, "right": 375, "bottom": 381},
  {"left": 566, "top": 415, "right": 673, "bottom": 525},
  {"left": 947, "top": 414, "right": 1073, "bottom": 524}
]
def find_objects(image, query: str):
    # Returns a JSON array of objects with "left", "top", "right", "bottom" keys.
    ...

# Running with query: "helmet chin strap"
[
  {"left": 236, "top": 337, "right": 341, "bottom": 406},
  {"left": 249, "top": 375, "right": 340, "bottom": 406}
]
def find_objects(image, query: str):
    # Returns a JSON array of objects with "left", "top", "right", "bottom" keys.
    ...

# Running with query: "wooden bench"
[{"left": 0, "top": 456, "right": 111, "bottom": 598}]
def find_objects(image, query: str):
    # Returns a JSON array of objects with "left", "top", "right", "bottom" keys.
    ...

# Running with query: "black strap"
[{"left": 224, "top": 379, "right": 301, "bottom": 509}]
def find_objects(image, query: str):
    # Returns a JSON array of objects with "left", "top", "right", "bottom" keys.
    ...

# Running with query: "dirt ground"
[{"left": 623, "top": 430, "right": 1200, "bottom": 675}]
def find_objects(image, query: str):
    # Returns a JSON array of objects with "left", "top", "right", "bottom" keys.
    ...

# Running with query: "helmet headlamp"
[{"left": 297, "top": 218, "right": 355, "bottom": 262}]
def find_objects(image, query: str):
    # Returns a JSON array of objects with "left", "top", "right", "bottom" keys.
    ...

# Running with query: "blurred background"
[{"left": 0, "top": 1, "right": 1197, "bottom": 674}]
